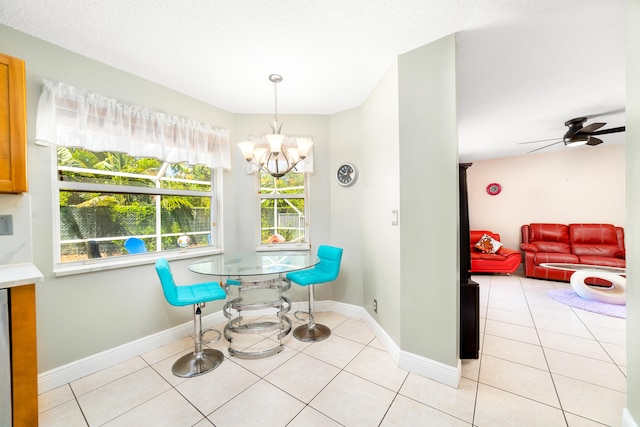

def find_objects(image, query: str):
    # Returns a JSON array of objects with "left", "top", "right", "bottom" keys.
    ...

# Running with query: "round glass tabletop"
[{"left": 188, "top": 251, "right": 319, "bottom": 276}]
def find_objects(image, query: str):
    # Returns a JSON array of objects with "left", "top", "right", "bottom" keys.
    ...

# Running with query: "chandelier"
[{"left": 237, "top": 74, "right": 314, "bottom": 178}]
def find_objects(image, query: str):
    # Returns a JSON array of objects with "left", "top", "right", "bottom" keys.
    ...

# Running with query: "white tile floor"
[{"left": 38, "top": 272, "right": 627, "bottom": 426}]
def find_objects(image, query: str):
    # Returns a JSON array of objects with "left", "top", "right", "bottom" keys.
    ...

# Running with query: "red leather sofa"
[
  {"left": 470, "top": 230, "right": 521, "bottom": 274},
  {"left": 520, "top": 223, "right": 626, "bottom": 282}
]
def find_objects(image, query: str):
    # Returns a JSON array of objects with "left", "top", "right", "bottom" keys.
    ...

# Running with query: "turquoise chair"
[
  {"left": 124, "top": 237, "right": 147, "bottom": 254},
  {"left": 285, "top": 245, "right": 343, "bottom": 342},
  {"left": 155, "top": 258, "right": 227, "bottom": 377}
]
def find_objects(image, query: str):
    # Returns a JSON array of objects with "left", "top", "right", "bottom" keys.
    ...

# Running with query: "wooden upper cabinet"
[{"left": 0, "top": 53, "right": 27, "bottom": 193}]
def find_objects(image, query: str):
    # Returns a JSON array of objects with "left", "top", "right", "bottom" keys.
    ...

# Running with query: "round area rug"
[{"left": 547, "top": 288, "right": 626, "bottom": 318}]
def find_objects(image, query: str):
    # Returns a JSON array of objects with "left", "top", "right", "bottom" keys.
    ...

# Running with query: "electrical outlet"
[
  {"left": 0, "top": 215, "right": 13, "bottom": 236},
  {"left": 373, "top": 299, "right": 377, "bottom": 313}
]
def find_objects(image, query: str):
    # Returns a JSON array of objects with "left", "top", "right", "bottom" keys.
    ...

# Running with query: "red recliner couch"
[
  {"left": 470, "top": 230, "right": 521, "bottom": 274},
  {"left": 520, "top": 223, "right": 626, "bottom": 282}
]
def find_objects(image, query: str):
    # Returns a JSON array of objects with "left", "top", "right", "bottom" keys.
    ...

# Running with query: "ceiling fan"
[{"left": 520, "top": 117, "right": 625, "bottom": 154}]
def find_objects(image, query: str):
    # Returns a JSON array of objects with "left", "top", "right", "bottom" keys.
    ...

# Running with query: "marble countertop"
[{"left": 0, "top": 263, "right": 44, "bottom": 288}]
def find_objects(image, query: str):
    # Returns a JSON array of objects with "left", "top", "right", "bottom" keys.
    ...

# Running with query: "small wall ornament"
[{"left": 486, "top": 183, "right": 501, "bottom": 196}]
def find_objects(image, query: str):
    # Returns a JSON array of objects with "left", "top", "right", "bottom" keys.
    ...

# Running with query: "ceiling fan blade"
[
  {"left": 518, "top": 138, "right": 562, "bottom": 145},
  {"left": 586, "top": 137, "right": 604, "bottom": 146},
  {"left": 527, "top": 140, "right": 562, "bottom": 154},
  {"left": 591, "top": 126, "right": 625, "bottom": 136},
  {"left": 578, "top": 122, "right": 606, "bottom": 134}
]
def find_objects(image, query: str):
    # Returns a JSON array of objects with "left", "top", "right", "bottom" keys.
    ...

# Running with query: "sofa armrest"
[
  {"left": 615, "top": 250, "right": 626, "bottom": 259},
  {"left": 520, "top": 243, "right": 538, "bottom": 253}
]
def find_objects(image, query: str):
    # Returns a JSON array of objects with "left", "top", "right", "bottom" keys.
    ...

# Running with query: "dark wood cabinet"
[{"left": 459, "top": 163, "right": 479, "bottom": 359}]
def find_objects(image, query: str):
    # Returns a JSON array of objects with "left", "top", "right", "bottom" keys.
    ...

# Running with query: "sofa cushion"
[
  {"left": 577, "top": 255, "right": 626, "bottom": 268},
  {"left": 569, "top": 223, "right": 618, "bottom": 245},
  {"left": 471, "top": 252, "right": 506, "bottom": 261},
  {"left": 528, "top": 223, "right": 570, "bottom": 243},
  {"left": 531, "top": 241, "right": 571, "bottom": 253},
  {"left": 474, "top": 233, "right": 503, "bottom": 254},
  {"left": 533, "top": 252, "right": 579, "bottom": 264},
  {"left": 572, "top": 243, "right": 621, "bottom": 258}
]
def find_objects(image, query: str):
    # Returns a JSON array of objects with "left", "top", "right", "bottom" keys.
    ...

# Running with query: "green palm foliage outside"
[
  {"left": 259, "top": 171, "right": 305, "bottom": 243},
  {"left": 58, "top": 147, "right": 212, "bottom": 259}
]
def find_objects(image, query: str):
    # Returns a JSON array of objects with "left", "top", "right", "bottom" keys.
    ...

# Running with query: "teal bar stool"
[
  {"left": 155, "top": 258, "right": 227, "bottom": 377},
  {"left": 286, "top": 245, "right": 343, "bottom": 342}
]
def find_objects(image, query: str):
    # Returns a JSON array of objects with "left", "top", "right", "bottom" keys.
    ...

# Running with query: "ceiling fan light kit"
[
  {"left": 564, "top": 134, "right": 589, "bottom": 147},
  {"left": 520, "top": 116, "right": 625, "bottom": 154}
]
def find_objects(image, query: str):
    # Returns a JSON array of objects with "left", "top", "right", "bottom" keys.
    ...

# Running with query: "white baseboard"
[
  {"left": 37, "top": 311, "right": 227, "bottom": 393},
  {"left": 623, "top": 408, "right": 639, "bottom": 427},
  {"left": 38, "top": 300, "right": 461, "bottom": 393},
  {"left": 398, "top": 351, "right": 461, "bottom": 388}
]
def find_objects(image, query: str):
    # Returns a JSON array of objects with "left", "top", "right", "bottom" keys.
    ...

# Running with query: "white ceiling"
[{"left": 0, "top": 0, "right": 626, "bottom": 162}]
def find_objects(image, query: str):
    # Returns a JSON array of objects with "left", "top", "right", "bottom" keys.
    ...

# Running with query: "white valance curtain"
[{"left": 35, "top": 79, "right": 231, "bottom": 169}]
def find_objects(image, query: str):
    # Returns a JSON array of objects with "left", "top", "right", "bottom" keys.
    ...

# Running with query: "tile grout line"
[{"left": 520, "top": 276, "right": 573, "bottom": 426}]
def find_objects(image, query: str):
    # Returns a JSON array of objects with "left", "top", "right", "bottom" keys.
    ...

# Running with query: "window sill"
[
  {"left": 256, "top": 243, "right": 311, "bottom": 252},
  {"left": 53, "top": 247, "right": 223, "bottom": 277}
]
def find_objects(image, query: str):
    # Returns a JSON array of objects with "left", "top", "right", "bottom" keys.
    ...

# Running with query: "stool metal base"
[
  {"left": 171, "top": 348, "right": 224, "bottom": 378},
  {"left": 293, "top": 323, "right": 331, "bottom": 342}
]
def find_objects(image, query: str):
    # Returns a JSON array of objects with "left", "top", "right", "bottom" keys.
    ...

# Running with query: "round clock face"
[{"left": 336, "top": 163, "right": 357, "bottom": 187}]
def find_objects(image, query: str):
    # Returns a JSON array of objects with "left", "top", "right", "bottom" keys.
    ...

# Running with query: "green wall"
[
  {"left": 0, "top": 25, "right": 237, "bottom": 371},
  {"left": 398, "top": 35, "right": 459, "bottom": 366},
  {"left": 359, "top": 63, "right": 402, "bottom": 342}
]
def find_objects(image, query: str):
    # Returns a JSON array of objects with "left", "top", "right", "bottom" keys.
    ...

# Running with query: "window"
[
  {"left": 55, "top": 147, "right": 219, "bottom": 265},
  {"left": 257, "top": 170, "right": 309, "bottom": 249},
  {"left": 34, "top": 79, "right": 230, "bottom": 273}
]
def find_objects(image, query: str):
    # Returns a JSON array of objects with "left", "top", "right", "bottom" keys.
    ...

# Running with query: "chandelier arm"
[
  {"left": 244, "top": 160, "right": 276, "bottom": 177},
  {"left": 244, "top": 156, "right": 305, "bottom": 178}
]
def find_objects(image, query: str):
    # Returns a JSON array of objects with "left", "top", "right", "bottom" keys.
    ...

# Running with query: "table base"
[{"left": 223, "top": 276, "right": 292, "bottom": 359}]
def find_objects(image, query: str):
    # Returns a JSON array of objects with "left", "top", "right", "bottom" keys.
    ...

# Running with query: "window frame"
[
  {"left": 50, "top": 147, "right": 223, "bottom": 276},
  {"left": 255, "top": 171, "right": 311, "bottom": 252}
]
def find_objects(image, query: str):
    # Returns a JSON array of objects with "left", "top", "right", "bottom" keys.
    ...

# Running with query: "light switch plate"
[
  {"left": 391, "top": 210, "right": 399, "bottom": 226},
  {"left": 0, "top": 215, "right": 13, "bottom": 235}
]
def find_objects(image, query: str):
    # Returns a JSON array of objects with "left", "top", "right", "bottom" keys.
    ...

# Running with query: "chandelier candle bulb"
[
  {"left": 238, "top": 141, "right": 256, "bottom": 161},
  {"left": 253, "top": 147, "right": 268, "bottom": 165},
  {"left": 296, "top": 137, "right": 313, "bottom": 158},
  {"left": 266, "top": 133, "right": 285, "bottom": 154}
]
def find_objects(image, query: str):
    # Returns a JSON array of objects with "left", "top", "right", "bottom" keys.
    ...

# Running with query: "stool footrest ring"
[
  {"left": 200, "top": 328, "right": 222, "bottom": 345},
  {"left": 294, "top": 310, "right": 309, "bottom": 321}
]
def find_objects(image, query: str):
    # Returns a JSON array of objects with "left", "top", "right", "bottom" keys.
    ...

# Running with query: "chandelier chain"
[{"left": 273, "top": 79, "right": 278, "bottom": 123}]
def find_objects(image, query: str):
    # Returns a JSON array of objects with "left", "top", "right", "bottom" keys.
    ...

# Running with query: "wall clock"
[
  {"left": 486, "top": 183, "right": 501, "bottom": 196},
  {"left": 336, "top": 163, "right": 357, "bottom": 187}
]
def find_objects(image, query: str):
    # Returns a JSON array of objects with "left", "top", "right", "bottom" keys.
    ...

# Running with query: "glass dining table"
[{"left": 188, "top": 251, "right": 319, "bottom": 359}]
